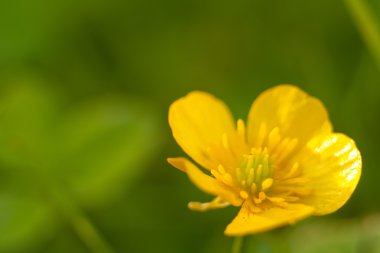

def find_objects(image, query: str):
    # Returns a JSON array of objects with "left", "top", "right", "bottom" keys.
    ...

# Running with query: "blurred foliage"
[
  {"left": 0, "top": 0, "right": 379, "bottom": 252},
  {"left": 0, "top": 78, "right": 162, "bottom": 252},
  {"left": 289, "top": 215, "right": 380, "bottom": 253}
]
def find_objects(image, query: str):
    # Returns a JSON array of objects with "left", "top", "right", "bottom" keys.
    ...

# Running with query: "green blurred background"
[{"left": 0, "top": 0, "right": 380, "bottom": 252}]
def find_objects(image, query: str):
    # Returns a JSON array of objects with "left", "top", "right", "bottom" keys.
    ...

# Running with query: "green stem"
[
  {"left": 232, "top": 236, "right": 244, "bottom": 253},
  {"left": 50, "top": 185, "right": 115, "bottom": 253},
  {"left": 344, "top": 0, "right": 380, "bottom": 70}
]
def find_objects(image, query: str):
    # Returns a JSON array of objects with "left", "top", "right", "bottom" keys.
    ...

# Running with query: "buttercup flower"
[{"left": 168, "top": 85, "right": 361, "bottom": 236}]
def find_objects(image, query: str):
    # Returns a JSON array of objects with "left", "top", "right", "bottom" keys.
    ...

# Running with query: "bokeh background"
[{"left": 1, "top": 0, "right": 380, "bottom": 252}]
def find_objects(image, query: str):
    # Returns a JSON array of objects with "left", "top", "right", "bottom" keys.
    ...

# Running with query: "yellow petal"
[
  {"left": 167, "top": 157, "right": 242, "bottom": 206},
  {"left": 247, "top": 85, "right": 332, "bottom": 149},
  {"left": 188, "top": 197, "right": 230, "bottom": 212},
  {"left": 225, "top": 202, "right": 314, "bottom": 236},
  {"left": 168, "top": 91, "right": 235, "bottom": 170},
  {"left": 296, "top": 133, "right": 361, "bottom": 215}
]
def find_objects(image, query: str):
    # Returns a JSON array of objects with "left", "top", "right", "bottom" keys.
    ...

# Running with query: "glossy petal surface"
[
  {"left": 169, "top": 91, "right": 235, "bottom": 170},
  {"left": 247, "top": 85, "right": 332, "bottom": 149},
  {"left": 225, "top": 202, "right": 314, "bottom": 236},
  {"left": 297, "top": 133, "right": 362, "bottom": 215}
]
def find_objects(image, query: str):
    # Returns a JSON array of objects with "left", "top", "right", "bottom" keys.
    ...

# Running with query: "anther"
[
  {"left": 267, "top": 196, "right": 285, "bottom": 203},
  {"left": 254, "top": 197, "right": 262, "bottom": 204},
  {"left": 259, "top": 191, "right": 266, "bottom": 200},
  {"left": 211, "top": 169, "right": 219, "bottom": 178},
  {"left": 261, "top": 178, "right": 273, "bottom": 191},
  {"left": 222, "top": 173, "right": 234, "bottom": 186},
  {"left": 218, "top": 164, "right": 225, "bottom": 174},
  {"left": 240, "top": 191, "right": 249, "bottom": 199},
  {"left": 222, "top": 133, "right": 229, "bottom": 149}
]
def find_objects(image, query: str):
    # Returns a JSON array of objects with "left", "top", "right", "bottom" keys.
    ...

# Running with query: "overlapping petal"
[
  {"left": 225, "top": 202, "right": 314, "bottom": 236},
  {"left": 168, "top": 91, "right": 235, "bottom": 170},
  {"left": 296, "top": 133, "right": 361, "bottom": 215},
  {"left": 167, "top": 157, "right": 242, "bottom": 206},
  {"left": 247, "top": 85, "right": 332, "bottom": 150}
]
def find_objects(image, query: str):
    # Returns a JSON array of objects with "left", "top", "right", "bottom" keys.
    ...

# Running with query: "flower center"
[{"left": 236, "top": 147, "right": 274, "bottom": 200}]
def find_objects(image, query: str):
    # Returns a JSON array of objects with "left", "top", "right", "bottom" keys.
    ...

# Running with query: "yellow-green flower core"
[{"left": 237, "top": 148, "right": 273, "bottom": 198}]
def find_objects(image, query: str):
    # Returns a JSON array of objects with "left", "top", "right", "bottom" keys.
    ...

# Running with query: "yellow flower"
[{"left": 167, "top": 85, "right": 361, "bottom": 236}]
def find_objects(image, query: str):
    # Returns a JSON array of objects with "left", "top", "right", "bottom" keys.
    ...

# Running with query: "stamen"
[
  {"left": 281, "top": 177, "right": 310, "bottom": 185},
  {"left": 274, "top": 186, "right": 311, "bottom": 196},
  {"left": 252, "top": 206, "right": 262, "bottom": 213},
  {"left": 256, "top": 123, "right": 267, "bottom": 147},
  {"left": 268, "top": 127, "right": 281, "bottom": 150},
  {"left": 236, "top": 167, "right": 242, "bottom": 180},
  {"left": 246, "top": 155, "right": 254, "bottom": 170},
  {"left": 267, "top": 196, "right": 285, "bottom": 203},
  {"left": 259, "top": 191, "right": 266, "bottom": 200},
  {"left": 188, "top": 197, "right": 230, "bottom": 211},
  {"left": 222, "top": 173, "right": 234, "bottom": 186},
  {"left": 255, "top": 164, "right": 263, "bottom": 183},
  {"left": 273, "top": 137, "right": 290, "bottom": 155},
  {"left": 262, "top": 154, "right": 270, "bottom": 178},
  {"left": 283, "top": 162, "right": 299, "bottom": 179},
  {"left": 261, "top": 178, "right": 273, "bottom": 191},
  {"left": 254, "top": 197, "right": 262, "bottom": 204},
  {"left": 246, "top": 168, "right": 255, "bottom": 185},
  {"left": 250, "top": 183, "right": 257, "bottom": 194},
  {"left": 283, "top": 196, "right": 300, "bottom": 202},
  {"left": 273, "top": 201, "right": 290, "bottom": 208},
  {"left": 218, "top": 164, "right": 225, "bottom": 174},
  {"left": 213, "top": 164, "right": 235, "bottom": 186},
  {"left": 252, "top": 152, "right": 259, "bottom": 170},
  {"left": 275, "top": 138, "right": 298, "bottom": 163},
  {"left": 237, "top": 146, "right": 274, "bottom": 200},
  {"left": 211, "top": 169, "right": 219, "bottom": 178},
  {"left": 247, "top": 201, "right": 262, "bottom": 213},
  {"left": 240, "top": 190, "right": 249, "bottom": 199}
]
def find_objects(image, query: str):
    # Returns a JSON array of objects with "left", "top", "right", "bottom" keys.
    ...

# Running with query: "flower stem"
[
  {"left": 36, "top": 165, "right": 116, "bottom": 253},
  {"left": 344, "top": 0, "right": 380, "bottom": 70},
  {"left": 49, "top": 183, "right": 115, "bottom": 253},
  {"left": 231, "top": 236, "right": 244, "bottom": 253}
]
